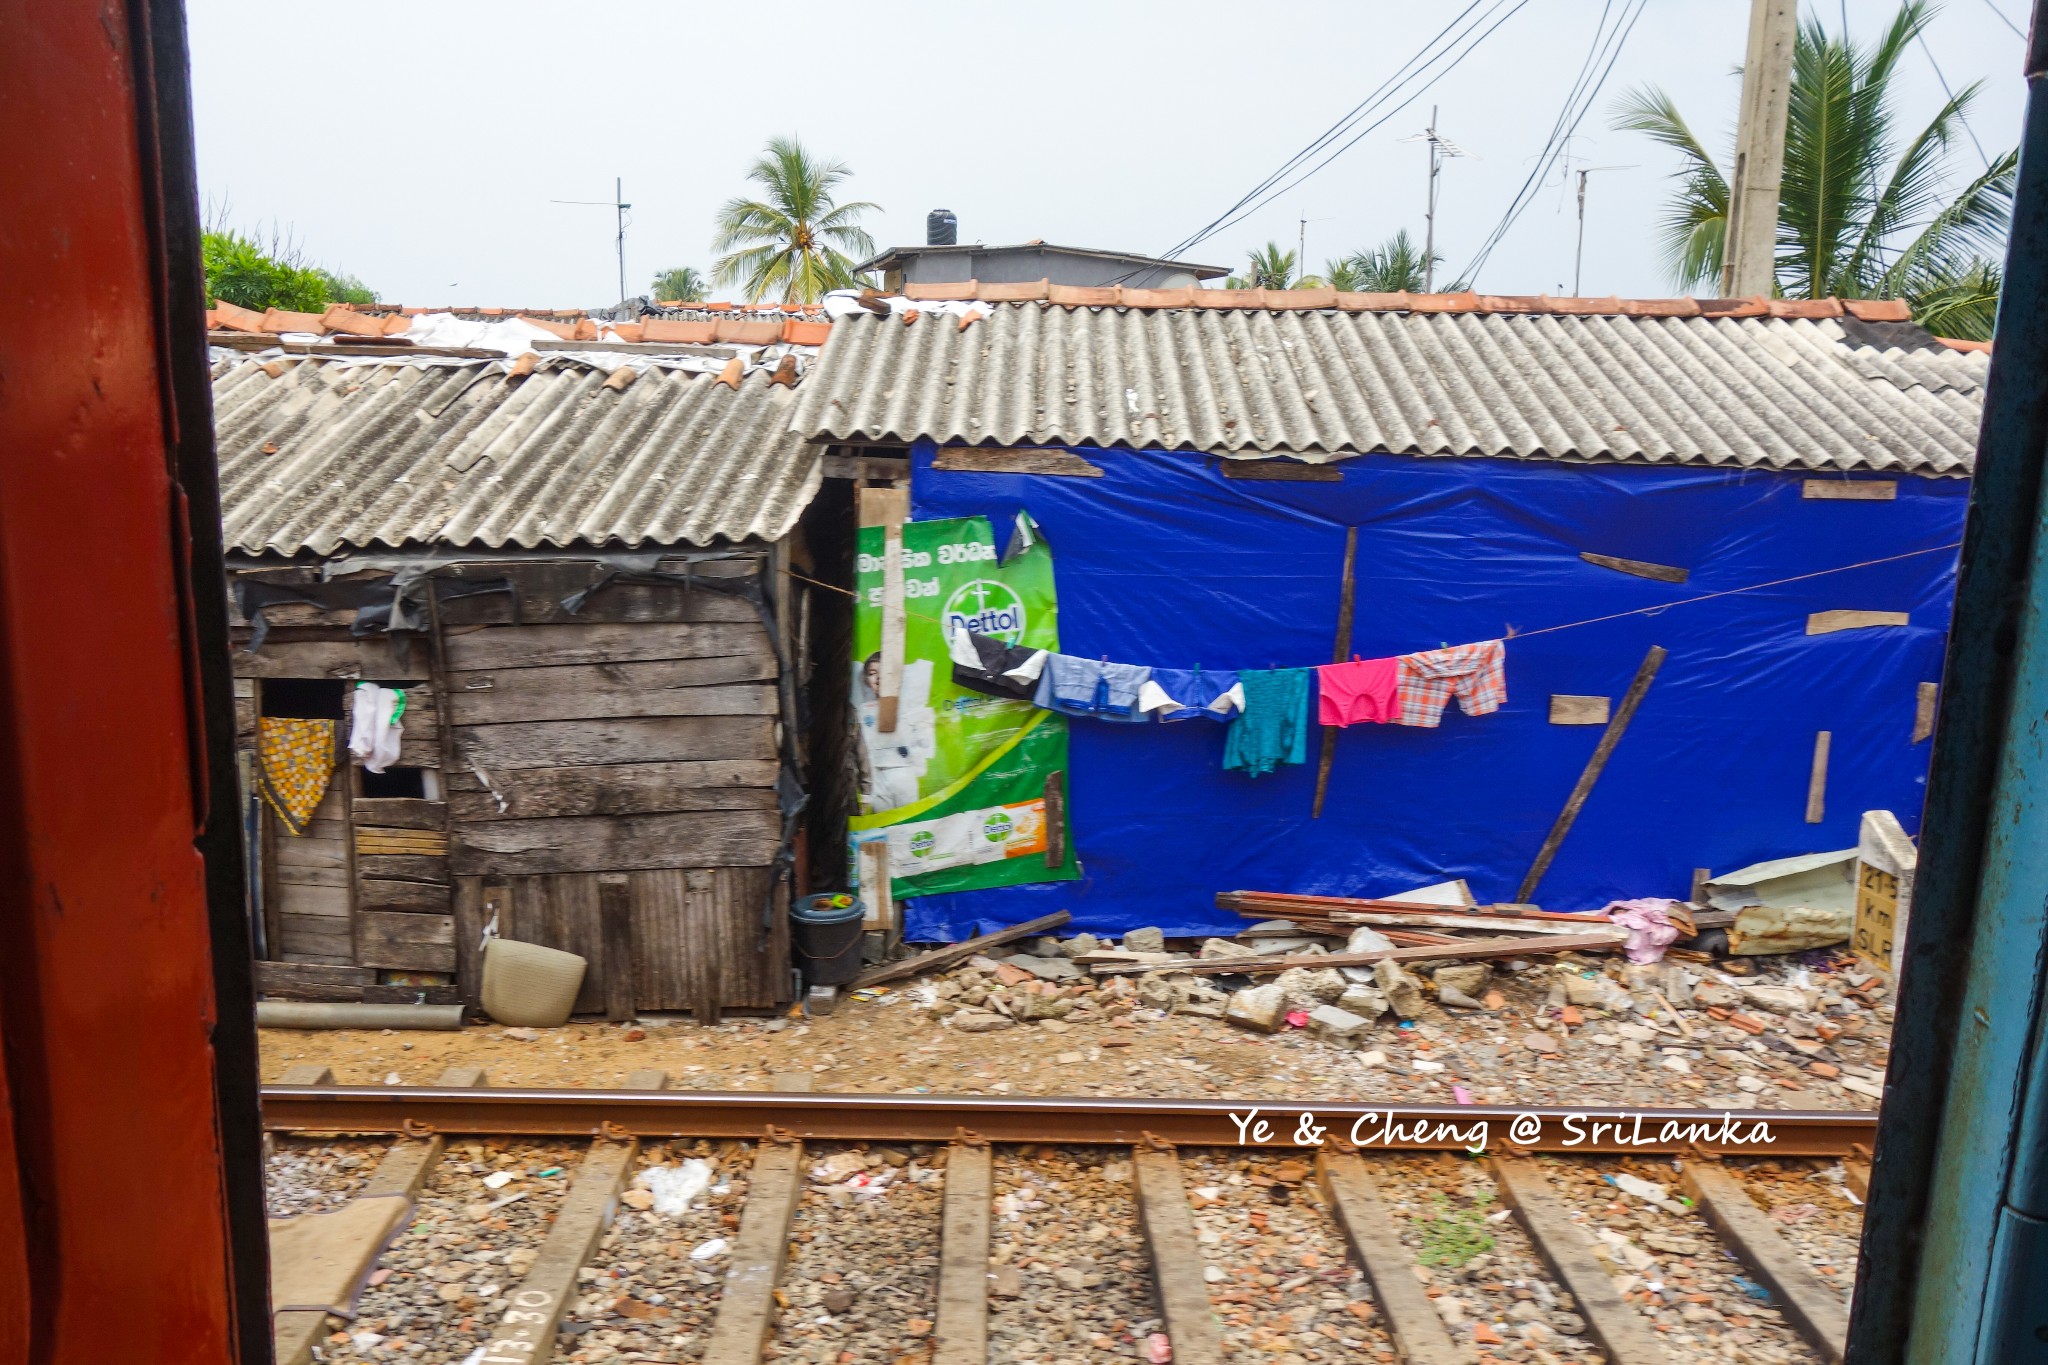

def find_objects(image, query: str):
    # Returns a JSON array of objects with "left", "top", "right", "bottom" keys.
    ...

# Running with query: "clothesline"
[{"left": 799, "top": 539, "right": 1961, "bottom": 659}]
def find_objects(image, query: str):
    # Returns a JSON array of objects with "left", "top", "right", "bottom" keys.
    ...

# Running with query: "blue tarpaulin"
[{"left": 902, "top": 438, "right": 1967, "bottom": 942}]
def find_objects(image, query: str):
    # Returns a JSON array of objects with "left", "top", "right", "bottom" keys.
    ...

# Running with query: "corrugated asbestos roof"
[
  {"left": 214, "top": 355, "right": 822, "bottom": 555},
  {"left": 792, "top": 302, "right": 1989, "bottom": 474}
]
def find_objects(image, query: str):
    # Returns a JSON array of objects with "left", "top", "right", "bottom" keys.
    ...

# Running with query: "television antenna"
[
  {"left": 551, "top": 177, "right": 633, "bottom": 304},
  {"left": 1569, "top": 165, "right": 1635, "bottom": 296},
  {"left": 1400, "top": 107, "right": 1472, "bottom": 292}
]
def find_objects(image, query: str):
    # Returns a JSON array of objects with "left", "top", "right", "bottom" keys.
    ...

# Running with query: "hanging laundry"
[
  {"left": 1032, "top": 654, "right": 1152, "bottom": 722},
  {"left": 259, "top": 717, "right": 337, "bottom": 835},
  {"left": 349, "top": 682, "right": 407, "bottom": 774},
  {"left": 1138, "top": 667, "right": 1245, "bottom": 722},
  {"left": 1397, "top": 640, "right": 1506, "bottom": 727},
  {"left": 1223, "top": 668, "right": 1312, "bottom": 776},
  {"left": 1315, "top": 656, "right": 1401, "bottom": 726},
  {"left": 948, "top": 626, "right": 1049, "bottom": 702}
]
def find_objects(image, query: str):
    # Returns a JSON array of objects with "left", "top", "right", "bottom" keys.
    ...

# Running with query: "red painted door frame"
[{"left": 0, "top": 0, "right": 271, "bottom": 1359}]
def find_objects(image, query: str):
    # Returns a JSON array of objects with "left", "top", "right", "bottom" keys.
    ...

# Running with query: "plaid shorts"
[{"left": 1397, "top": 640, "right": 1506, "bottom": 727}]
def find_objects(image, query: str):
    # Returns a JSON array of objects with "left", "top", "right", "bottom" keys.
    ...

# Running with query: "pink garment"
[
  {"left": 1603, "top": 897, "right": 1685, "bottom": 964},
  {"left": 1316, "top": 657, "right": 1402, "bottom": 726}
]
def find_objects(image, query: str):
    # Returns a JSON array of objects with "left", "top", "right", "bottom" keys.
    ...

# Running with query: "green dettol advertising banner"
[{"left": 850, "top": 511, "right": 1076, "bottom": 898}]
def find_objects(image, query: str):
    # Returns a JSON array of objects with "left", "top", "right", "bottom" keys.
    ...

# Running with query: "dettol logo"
[
  {"left": 909, "top": 829, "right": 937, "bottom": 859},
  {"left": 944, "top": 578, "right": 1026, "bottom": 644},
  {"left": 981, "top": 810, "right": 1015, "bottom": 844}
]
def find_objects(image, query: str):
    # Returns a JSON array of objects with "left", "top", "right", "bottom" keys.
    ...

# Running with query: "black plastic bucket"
[{"left": 792, "top": 894, "right": 866, "bottom": 986}]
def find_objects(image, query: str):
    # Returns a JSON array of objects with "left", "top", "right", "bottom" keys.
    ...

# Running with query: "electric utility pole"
[
  {"left": 552, "top": 177, "right": 634, "bottom": 304},
  {"left": 1404, "top": 107, "right": 1470, "bottom": 293},
  {"left": 1720, "top": 0, "right": 1796, "bottom": 297},
  {"left": 1572, "top": 165, "right": 1635, "bottom": 296}
]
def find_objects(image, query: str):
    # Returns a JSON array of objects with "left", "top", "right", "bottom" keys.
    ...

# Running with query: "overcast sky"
[{"left": 184, "top": 0, "right": 2027, "bottom": 308}]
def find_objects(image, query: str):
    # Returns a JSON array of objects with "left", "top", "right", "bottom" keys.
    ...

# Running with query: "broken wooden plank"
[
  {"left": 1807, "top": 609, "right": 1910, "bottom": 635},
  {"left": 849, "top": 910, "right": 1072, "bottom": 989},
  {"left": 861, "top": 486, "right": 909, "bottom": 733},
  {"left": 1681, "top": 1163, "right": 1847, "bottom": 1362},
  {"left": 1316, "top": 1151, "right": 1468, "bottom": 1365},
  {"left": 1490, "top": 1157, "right": 1671, "bottom": 1364},
  {"left": 356, "top": 878, "right": 451, "bottom": 915},
  {"left": 1803, "top": 478, "right": 1896, "bottom": 500},
  {"left": 1913, "top": 681, "right": 1939, "bottom": 743},
  {"left": 1132, "top": 1147, "right": 1226, "bottom": 1365},
  {"left": 256, "top": 962, "right": 374, "bottom": 1002},
  {"left": 1549, "top": 694, "right": 1611, "bottom": 726},
  {"left": 232, "top": 637, "right": 432, "bottom": 680},
  {"left": 354, "top": 829, "right": 449, "bottom": 857},
  {"left": 349, "top": 798, "right": 447, "bottom": 830},
  {"left": 449, "top": 810, "right": 780, "bottom": 876},
  {"left": 700, "top": 1137, "right": 808, "bottom": 1365},
  {"left": 1329, "top": 909, "right": 1616, "bottom": 936},
  {"left": 933, "top": 1141, "right": 994, "bottom": 1365},
  {"left": 444, "top": 620, "right": 771, "bottom": 671},
  {"left": 1092, "top": 931, "right": 1624, "bottom": 977},
  {"left": 355, "top": 911, "right": 456, "bottom": 973},
  {"left": 1808, "top": 730, "right": 1832, "bottom": 824},
  {"left": 354, "top": 853, "right": 450, "bottom": 884},
  {"left": 1517, "top": 644, "right": 1666, "bottom": 903},
  {"left": 1579, "top": 551, "right": 1689, "bottom": 584},
  {"left": 473, "top": 1071, "right": 660, "bottom": 1365},
  {"left": 456, "top": 715, "right": 775, "bottom": 770},
  {"left": 1218, "top": 459, "right": 1343, "bottom": 482},
  {"left": 932, "top": 446, "right": 1104, "bottom": 477},
  {"left": 445, "top": 758, "right": 777, "bottom": 822},
  {"left": 1312, "top": 525, "right": 1358, "bottom": 821}
]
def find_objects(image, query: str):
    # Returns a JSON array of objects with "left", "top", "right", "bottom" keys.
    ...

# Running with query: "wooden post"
[
  {"left": 1722, "top": 0, "right": 1797, "bottom": 297},
  {"left": 1807, "top": 731, "right": 1832, "bottom": 824},
  {"left": 933, "top": 1141, "right": 993, "bottom": 1365},
  {"left": 1312, "top": 526, "right": 1358, "bottom": 820},
  {"left": 598, "top": 873, "right": 635, "bottom": 1023},
  {"left": 1517, "top": 644, "right": 1667, "bottom": 903},
  {"left": 1044, "top": 770, "right": 1067, "bottom": 869},
  {"left": 1914, "top": 681, "right": 1939, "bottom": 743},
  {"left": 859, "top": 487, "right": 909, "bottom": 733}
]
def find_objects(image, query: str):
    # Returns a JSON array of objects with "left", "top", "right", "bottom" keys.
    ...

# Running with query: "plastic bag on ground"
[{"left": 634, "top": 1158, "right": 715, "bottom": 1217}]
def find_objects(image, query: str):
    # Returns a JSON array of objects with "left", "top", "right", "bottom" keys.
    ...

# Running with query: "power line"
[
  {"left": 1916, "top": 31, "right": 1993, "bottom": 169},
  {"left": 1455, "top": 0, "right": 1649, "bottom": 288},
  {"left": 1980, "top": 0, "right": 2025, "bottom": 40},
  {"left": 1156, "top": 0, "right": 1534, "bottom": 264}
]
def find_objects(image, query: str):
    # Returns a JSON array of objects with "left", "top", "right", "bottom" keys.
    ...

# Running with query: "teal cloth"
[{"left": 1222, "top": 668, "right": 1311, "bottom": 777}]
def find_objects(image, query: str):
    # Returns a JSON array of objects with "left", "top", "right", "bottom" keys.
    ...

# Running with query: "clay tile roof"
[{"left": 793, "top": 296, "right": 1988, "bottom": 476}]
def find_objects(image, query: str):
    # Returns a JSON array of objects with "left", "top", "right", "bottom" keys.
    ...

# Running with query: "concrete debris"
[
  {"left": 1374, "top": 959, "right": 1427, "bottom": 1019},
  {"left": 1345, "top": 925, "right": 1397, "bottom": 954},
  {"left": 1434, "top": 964, "right": 1491, "bottom": 997},
  {"left": 1225, "top": 983, "right": 1288, "bottom": 1033},
  {"left": 1729, "top": 902, "right": 1854, "bottom": 955},
  {"left": 1273, "top": 966, "right": 1348, "bottom": 1013},
  {"left": 1336, "top": 984, "right": 1388, "bottom": 1019},
  {"left": 1122, "top": 927, "right": 1166, "bottom": 953},
  {"left": 1057, "top": 932, "right": 1101, "bottom": 959},
  {"left": 1199, "top": 937, "right": 1258, "bottom": 959},
  {"left": 1306, "top": 1004, "right": 1373, "bottom": 1049}
]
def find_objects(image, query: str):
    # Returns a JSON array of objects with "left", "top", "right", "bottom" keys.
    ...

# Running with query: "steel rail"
[{"left": 260, "top": 1085, "right": 1876, "bottom": 1156}]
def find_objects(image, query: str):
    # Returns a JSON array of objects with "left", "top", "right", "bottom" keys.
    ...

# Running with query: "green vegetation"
[
  {"left": 1614, "top": 0, "right": 2012, "bottom": 340},
  {"left": 202, "top": 227, "right": 377, "bottom": 312},
  {"left": 1327, "top": 229, "right": 1436, "bottom": 293},
  {"left": 1227, "top": 241, "right": 1301, "bottom": 290},
  {"left": 651, "top": 266, "right": 708, "bottom": 303},
  {"left": 712, "top": 137, "right": 879, "bottom": 304},
  {"left": 1415, "top": 1190, "right": 1497, "bottom": 1268}
]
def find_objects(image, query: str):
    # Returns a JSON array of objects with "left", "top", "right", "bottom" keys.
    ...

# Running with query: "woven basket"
[{"left": 480, "top": 938, "right": 587, "bottom": 1027}]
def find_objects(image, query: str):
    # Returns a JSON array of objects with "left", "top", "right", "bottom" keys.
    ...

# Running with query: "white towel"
[{"left": 348, "top": 683, "right": 405, "bottom": 774}]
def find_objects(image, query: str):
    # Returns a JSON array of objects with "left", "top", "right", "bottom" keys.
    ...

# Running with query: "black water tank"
[{"left": 926, "top": 208, "right": 958, "bottom": 246}]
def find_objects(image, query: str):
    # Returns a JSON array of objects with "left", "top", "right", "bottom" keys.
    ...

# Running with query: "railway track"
[{"left": 264, "top": 1075, "right": 1875, "bottom": 1365}]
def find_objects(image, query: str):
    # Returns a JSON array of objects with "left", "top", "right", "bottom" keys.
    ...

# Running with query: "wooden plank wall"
[
  {"left": 274, "top": 788, "right": 352, "bottom": 964},
  {"left": 231, "top": 554, "right": 794, "bottom": 1014}
]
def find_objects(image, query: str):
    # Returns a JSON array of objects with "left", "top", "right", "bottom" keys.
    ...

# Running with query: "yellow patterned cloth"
[{"left": 259, "top": 718, "right": 336, "bottom": 835}]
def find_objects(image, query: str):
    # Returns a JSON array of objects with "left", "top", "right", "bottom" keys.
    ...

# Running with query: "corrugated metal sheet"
[
  {"left": 792, "top": 304, "right": 1988, "bottom": 474},
  {"left": 214, "top": 355, "right": 822, "bottom": 555}
]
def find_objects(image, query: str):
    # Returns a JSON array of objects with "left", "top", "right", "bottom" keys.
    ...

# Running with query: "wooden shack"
[{"left": 214, "top": 348, "right": 835, "bottom": 1020}]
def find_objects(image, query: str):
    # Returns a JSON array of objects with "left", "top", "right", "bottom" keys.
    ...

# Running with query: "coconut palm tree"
[
  {"left": 1227, "top": 242, "right": 1300, "bottom": 290},
  {"left": 1612, "top": 0, "right": 2013, "bottom": 340},
  {"left": 711, "top": 137, "right": 879, "bottom": 304},
  {"left": 1332, "top": 229, "right": 1437, "bottom": 293},
  {"left": 651, "top": 266, "right": 708, "bottom": 303}
]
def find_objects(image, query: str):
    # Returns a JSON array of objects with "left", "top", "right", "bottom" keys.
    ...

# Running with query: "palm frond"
[
  {"left": 1908, "top": 258, "right": 2000, "bottom": 341},
  {"left": 708, "top": 136, "right": 880, "bottom": 301},
  {"left": 1610, "top": 86, "right": 1729, "bottom": 289}
]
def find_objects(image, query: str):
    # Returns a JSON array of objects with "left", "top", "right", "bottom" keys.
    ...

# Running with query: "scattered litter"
[
  {"left": 481, "top": 1171, "right": 514, "bottom": 1189},
  {"left": 850, "top": 987, "right": 892, "bottom": 1003},
  {"left": 690, "top": 1237, "right": 730, "bottom": 1260},
  {"left": 1607, "top": 1172, "right": 1669, "bottom": 1204},
  {"left": 1604, "top": 898, "right": 1684, "bottom": 964},
  {"left": 634, "top": 1158, "right": 715, "bottom": 1217},
  {"left": 1731, "top": 1275, "right": 1773, "bottom": 1302},
  {"left": 481, "top": 1192, "right": 526, "bottom": 1214},
  {"left": 1452, "top": 1085, "right": 1475, "bottom": 1104},
  {"left": 536, "top": 1167, "right": 563, "bottom": 1178}
]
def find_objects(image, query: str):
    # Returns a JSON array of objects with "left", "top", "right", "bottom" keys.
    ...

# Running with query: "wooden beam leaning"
[
  {"left": 850, "top": 910, "right": 1071, "bottom": 989},
  {"left": 1131, "top": 1146, "right": 1226, "bottom": 1365},
  {"left": 701, "top": 1135, "right": 809, "bottom": 1365},
  {"left": 273, "top": 1066, "right": 485, "bottom": 1365},
  {"left": 473, "top": 1069, "right": 664, "bottom": 1365},
  {"left": 1516, "top": 644, "right": 1667, "bottom": 903},
  {"left": 1488, "top": 1157, "right": 1671, "bottom": 1364},
  {"left": 1680, "top": 1163, "right": 1848, "bottom": 1363},
  {"left": 1316, "top": 1152, "right": 1470, "bottom": 1364},
  {"left": 933, "top": 1140, "right": 994, "bottom": 1365},
  {"left": 1312, "top": 526, "right": 1359, "bottom": 820}
]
